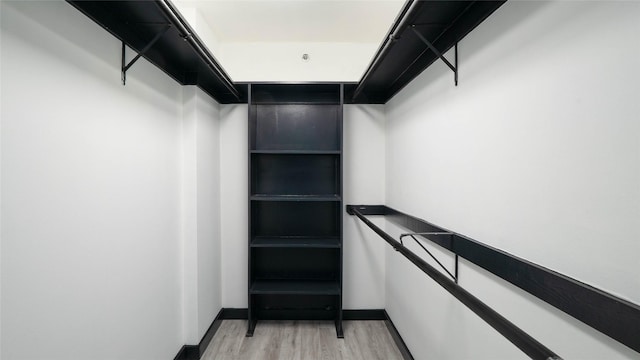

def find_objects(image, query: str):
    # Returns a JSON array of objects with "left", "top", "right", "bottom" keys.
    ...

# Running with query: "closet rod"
[
  {"left": 156, "top": 0, "right": 240, "bottom": 100},
  {"left": 348, "top": 207, "right": 562, "bottom": 360},
  {"left": 352, "top": 0, "right": 419, "bottom": 101}
]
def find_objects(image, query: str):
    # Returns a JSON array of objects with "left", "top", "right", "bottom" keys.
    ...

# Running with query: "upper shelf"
[
  {"left": 346, "top": 0, "right": 506, "bottom": 104},
  {"left": 250, "top": 83, "right": 342, "bottom": 104},
  {"left": 66, "top": 1, "right": 505, "bottom": 105},
  {"left": 66, "top": 0, "right": 248, "bottom": 104}
]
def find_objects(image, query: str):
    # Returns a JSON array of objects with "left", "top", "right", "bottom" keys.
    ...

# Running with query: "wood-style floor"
[{"left": 201, "top": 320, "right": 405, "bottom": 360}]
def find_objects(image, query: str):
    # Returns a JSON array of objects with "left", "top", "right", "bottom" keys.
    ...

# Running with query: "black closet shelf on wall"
[
  {"left": 250, "top": 281, "right": 341, "bottom": 296},
  {"left": 250, "top": 150, "right": 341, "bottom": 155},
  {"left": 347, "top": 205, "right": 640, "bottom": 355},
  {"left": 251, "top": 237, "right": 341, "bottom": 249},
  {"left": 66, "top": 0, "right": 247, "bottom": 104},
  {"left": 250, "top": 195, "right": 341, "bottom": 202},
  {"left": 345, "top": 0, "right": 507, "bottom": 104},
  {"left": 249, "top": 101, "right": 343, "bottom": 106},
  {"left": 248, "top": 83, "right": 343, "bottom": 104}
]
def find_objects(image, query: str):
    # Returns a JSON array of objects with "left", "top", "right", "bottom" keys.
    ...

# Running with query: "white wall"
[
  {"left": 219, "top": 104, "right": 249, "bottom": 308},
  {"left": 181, "top": 87, "right": 222, "bottom": 344},
  {"left": 1, "top": 1, "right": 184, "bottom": 358},
  {"left": 174, "top": 5, "right": 222, "bottom": 63},
  {"left": 194, "top": 89, "right": 222, "bottom": 339},
  {"left": 1, "top": 1, "right": 223, "bottom": 358},
  {"left": 343, "top": 105, "right": 386, "bottom": 309},
  {"left": 172, "top": 0, "right": 398, "bottom": 83},
  {"left": 0, "top": 3, "right": 4, "bottom": 355},
  {"left": 179, "top": 8, "right": 224, "bottom": 344},
  {"left": 182, "top": 88, "right": 200, "bottom": 344},
  {"left": 217, "top": 42, "right": 378, "bottom": 82},
  {"left": 384, "top": 1, "right": 640, "bottom": 359}
]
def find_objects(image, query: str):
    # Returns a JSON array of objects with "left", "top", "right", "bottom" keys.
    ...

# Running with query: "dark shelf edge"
[
  {"left": 65, "top": 1, "right": 246, "bottom": 104},
  {"left": 347, "top": 204, "right": 640, "bottom": 355},
  {"left": 250, "top": 280, "right": 341, "bottom": 295},
  {"left": 346, "top": 205, "right": 388, "bottom": 215},
  {"left": 251, "top": 195, "right": 342, "bottom": 202},
  {"left": 251, "top": 237, "right": 341, "bottom": 248},
  {"left": 249, "top": 290, "right": 342, "bottom": 295},
  {"left": 250, "top": 150, "right": 341, "bottom": 155},
  {"left": 252, "top": 102, "right": 341, "bottom": 105}
]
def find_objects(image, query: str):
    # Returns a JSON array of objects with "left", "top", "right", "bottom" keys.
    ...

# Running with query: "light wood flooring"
[{"left": 201, "top": 320, "right": 405, "bottom": 360}]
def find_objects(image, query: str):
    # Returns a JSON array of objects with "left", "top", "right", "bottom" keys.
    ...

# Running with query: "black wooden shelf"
[
  {"left": 66, "top": 0, "right": 247, "bottom": 104},
  {"left": 346, "top": 0, "right": 507, "bottom": 104},
  {"left": 250, "top": 83, "right": 341, "bottom": 104},
  {"left": 250, "top": 104, "right": 341, "bottom": 151},
  {"left": 347, "top": 205, "right": 640, "bottom": 356},
  {"left": 251, "top": 201, "right": 340, "bottom": 238},
  {"left": 250, "top": 195, "right": 341, "bottom": 202},
  {"left": 251, "top": 236, "right": 341, "bottom": 248},
  {"left": 251, "top": 153, "right": 340, "bottom": 196},
  {"left": 250, "top": 102, "right": 341, "bottom": 106},
  {"left": 250, "top": 150, "right": 341, "bottom": 155},
  {"left": 250, "top": 280, "right": 341, "bottom": 295},
  {"left": 248, "top": 83, "right": 344, "bottom": 338}
]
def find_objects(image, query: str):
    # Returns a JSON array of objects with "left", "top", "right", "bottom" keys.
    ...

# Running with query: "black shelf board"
[
  {"left": 251, "top": 103, "right": 341, "bottom": 151},
  {"left": 66, "top": 1, "right": 247, "bottom": 104},
  {"left": 251, "top": 83, "right": 341, "bottom": 104},
  {"left": 251, "top": 101, "right": 341, "bottom": 106},
  {"left": 250, "top": 280, "right": 341, "bottom": 295},
  {"left": 349, "top": 1, "right": 506, "bottom": 104},
  {"left": 251, "top": 150, "right": 341, "bottom": 155},
  {"left": 251, "top": 194, "right": 341, "bottom": 202},
  {"left": 251, "top": 237, "right": 341, "bottom": 248}
]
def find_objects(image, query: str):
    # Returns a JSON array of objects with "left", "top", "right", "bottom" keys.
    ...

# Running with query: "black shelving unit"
[{"left": 247, "top": 83, "right": 343, "bottom": 338}]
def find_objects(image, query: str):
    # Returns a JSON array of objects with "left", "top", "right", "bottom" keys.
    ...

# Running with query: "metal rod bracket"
[
  {"left": 405, "top": 234, "right": 458, "bottom": 283},
  {"left": 411, "top": 25, "right": 458, "bottom": 86},
  {"left": 121, "top": 25, "right": 171, "bottom": 85},
  {"left": 400, "top": 232, "right": 459, "bottom": 283}
]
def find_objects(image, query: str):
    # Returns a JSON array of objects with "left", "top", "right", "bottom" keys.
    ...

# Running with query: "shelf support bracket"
[
  {"left": 121, "top": 25, "right": 171, "bottom": 85},
  {"left": 410, "top": 25, "right": 458, "bottom": 86},
  {"left": 400, "top": 232, "right": 458, "bottom": 283}
]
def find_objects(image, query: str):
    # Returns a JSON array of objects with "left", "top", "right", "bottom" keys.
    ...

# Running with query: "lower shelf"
[
  {"left": 250, "top": 293, "right": 342, "bottom": 323},
  {"left": 250, "top": 280, "right": 340, "bottom": 295},
  {"left": 251, "top": 236, "right": 341, "bottom": 248}
]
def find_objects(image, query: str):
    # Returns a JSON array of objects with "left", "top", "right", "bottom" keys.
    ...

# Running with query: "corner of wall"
[
  {"left": 218, "top": 103, "right": 249, "bottom": 308},
  {"left": 342, "top": 104, "right": 387, "bottom": 309},
  {"left": 0, "top": 3, "right": 3, "bottom": 352},
  {"left": 180, "top": 85, "right": 199, "bottom": 345},
  {"left": 181, "top": 86, "right": 225, "bottom": 343},
  {"left": 194, "top": 88, "right": 223, "bottom": 337}
]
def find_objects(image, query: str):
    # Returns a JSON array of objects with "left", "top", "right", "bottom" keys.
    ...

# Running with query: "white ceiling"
[{"left": 174, "top": 0, "right": 406, "bottom": 43}]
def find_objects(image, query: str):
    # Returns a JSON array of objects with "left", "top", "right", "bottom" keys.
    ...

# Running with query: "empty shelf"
[
  {"left": 250, "top": 150, "right": 341, "bottom": 155},
  {"left": 250, "top": 280, "right": 340, "bottom": 295},
  {"left": 250, "top": 194, "right": 341, "bottom": 202},
  {"left": 251, "top": 237, "right": 341, "bottom": 248}
]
